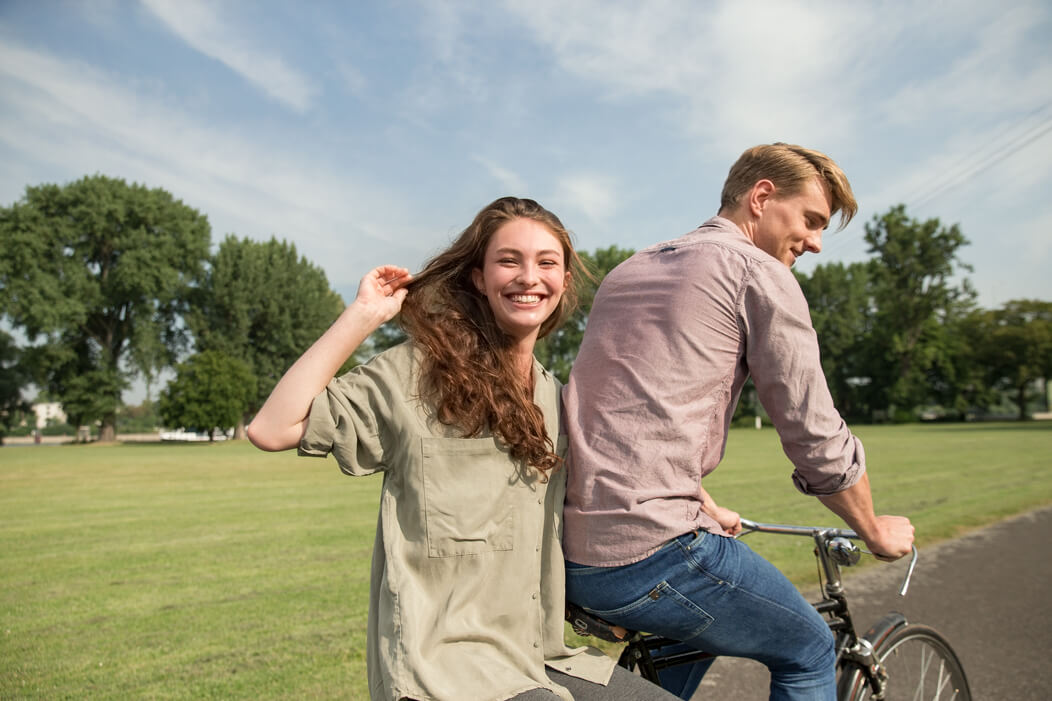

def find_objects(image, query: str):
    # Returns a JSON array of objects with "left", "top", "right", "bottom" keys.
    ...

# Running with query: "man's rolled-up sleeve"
[{"left": 741, "top": 261, "right": 866, "bottom": 496}]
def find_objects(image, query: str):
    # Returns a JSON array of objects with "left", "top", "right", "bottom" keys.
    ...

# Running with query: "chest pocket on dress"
[{"left": 421, "top": 437, "right": 519, "bottom": 557}]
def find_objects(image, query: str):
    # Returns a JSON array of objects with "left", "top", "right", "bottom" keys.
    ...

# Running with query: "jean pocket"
[{"left": 583, "top": 580, "right": 715, "bottom": 640}]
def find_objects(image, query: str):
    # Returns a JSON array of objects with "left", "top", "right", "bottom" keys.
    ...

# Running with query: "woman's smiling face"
[{"left": 471, "top": 217, "right": 569, "bottom": 346}]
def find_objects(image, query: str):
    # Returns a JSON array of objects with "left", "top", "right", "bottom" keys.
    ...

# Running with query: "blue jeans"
[{"left": 565, "top": 531, "right": 836, "bottom": 701}]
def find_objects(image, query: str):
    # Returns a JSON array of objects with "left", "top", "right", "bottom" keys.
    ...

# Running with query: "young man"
[{"left": 562, "top": 143, "right": 914, "bottom": 701}]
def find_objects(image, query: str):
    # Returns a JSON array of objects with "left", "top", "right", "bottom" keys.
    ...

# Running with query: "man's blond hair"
[{"left": 720, "top": 143, "right": 858, "bottom": 231}]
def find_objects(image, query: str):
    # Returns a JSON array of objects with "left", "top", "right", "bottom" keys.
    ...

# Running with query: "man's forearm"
[
  {"left": 817, "top": 472, "right": 879, "bottom": 536},
  {"left": 818, "top": 472, "right": 914, "bottom": 560}
]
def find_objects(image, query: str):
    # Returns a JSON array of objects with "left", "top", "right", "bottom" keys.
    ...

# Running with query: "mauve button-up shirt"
[{"left": 562, "top": 216, "right": 865, "bottom": 567}]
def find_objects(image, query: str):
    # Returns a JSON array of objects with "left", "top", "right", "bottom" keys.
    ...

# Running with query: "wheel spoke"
[
  {"left": 934, "top": 660, "right": 958, "bottom": 701},
  {"left": 846, "top": 624, "right": 970, "bottom": 701},
  {"left": 913, "top": 645, "right": 932, "bottom": 701}
]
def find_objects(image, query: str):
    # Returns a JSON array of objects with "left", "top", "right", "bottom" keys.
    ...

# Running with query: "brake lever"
[
  {"left": 857, "top": 543, "right": 918, "bottom": 596},
  {"left": 899, "top": 545, "right": 918, "bottom": 596}
]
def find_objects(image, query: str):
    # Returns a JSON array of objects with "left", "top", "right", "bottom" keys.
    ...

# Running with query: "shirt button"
[
  {"left": 532, "top": 593, "right": 538, "bottom": 600},
  {"left": 533, "top": 642, "right": 540, "bottom": 648}
]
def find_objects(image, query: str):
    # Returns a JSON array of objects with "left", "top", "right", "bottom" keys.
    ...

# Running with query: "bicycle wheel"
[{"left": 839, "top": 623, "right": 971, "bottom": 701}]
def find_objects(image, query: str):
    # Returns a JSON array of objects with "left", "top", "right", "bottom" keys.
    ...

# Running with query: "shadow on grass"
[
  {"left": 115, "top": 440, "right": 248, "bottom": 448},
  {"left": 919, "top": 421, "right": 1052, "bottom": 433}
]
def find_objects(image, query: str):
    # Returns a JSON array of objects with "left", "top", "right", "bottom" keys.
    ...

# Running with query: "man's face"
[{"left": 752, "top": 177, "right": 832, "bottom": 267}]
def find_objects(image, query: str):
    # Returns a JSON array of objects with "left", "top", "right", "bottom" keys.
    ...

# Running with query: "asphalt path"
[{"left": 687, "top": 505, "right": 1052, "bottom": 700}]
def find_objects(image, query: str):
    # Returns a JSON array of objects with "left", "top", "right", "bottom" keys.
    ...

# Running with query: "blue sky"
[{"left": 2, "top": 1, "right": 1051, "bottom": 401}]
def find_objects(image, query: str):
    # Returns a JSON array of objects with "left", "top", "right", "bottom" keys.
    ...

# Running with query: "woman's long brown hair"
[{"left": 399, "top": 197, "right": 585, "bottom": 476}]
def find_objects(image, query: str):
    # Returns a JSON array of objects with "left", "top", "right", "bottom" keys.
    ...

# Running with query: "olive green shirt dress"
[{"left": 299, "top": 342, "right": 615, "bottom": 700}]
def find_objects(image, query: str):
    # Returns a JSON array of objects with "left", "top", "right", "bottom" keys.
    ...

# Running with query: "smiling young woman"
[
  {"left": 470, "top": 217, "right": 570, "bottom": 365},
  {"left": 247, "top": 197, "right": 677, "bottom": 701}
]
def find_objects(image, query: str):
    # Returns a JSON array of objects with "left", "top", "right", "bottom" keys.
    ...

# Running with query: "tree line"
[
  {"left": 0, "top": 175, "right": 350, "bottom": 443},
  {"left": 796, "top": 206, "right": 1051, "bottom": 422},
  {"left": 1, "top": 176, "right": 1049, "bottom": 444}
]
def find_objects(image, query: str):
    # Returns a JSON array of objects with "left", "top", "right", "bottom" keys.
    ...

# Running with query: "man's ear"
[{"left": 748, "top": 179, "right": 776, "bottom": 218}]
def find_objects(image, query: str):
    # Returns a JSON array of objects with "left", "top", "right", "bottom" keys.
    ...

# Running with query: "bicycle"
[{"left": 567, "top": 518, "right": 971, "bottom": 700}]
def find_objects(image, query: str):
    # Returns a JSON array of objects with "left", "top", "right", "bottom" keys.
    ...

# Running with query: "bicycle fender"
[{"left": 860, "top": 611, "right": 908, "bottom": 648}]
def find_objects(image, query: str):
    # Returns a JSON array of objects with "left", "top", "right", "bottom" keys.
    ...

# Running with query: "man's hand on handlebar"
[
  {"left": 816, "top": 472, "right": 914, "bottom": 562},
  {"left": 865, "top": 514, "right": 915, "bottom": 562}
]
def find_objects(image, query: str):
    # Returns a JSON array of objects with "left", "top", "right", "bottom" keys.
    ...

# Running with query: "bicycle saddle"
[{"left": 565, "top": 602, "right": 633, "bottom": 643}]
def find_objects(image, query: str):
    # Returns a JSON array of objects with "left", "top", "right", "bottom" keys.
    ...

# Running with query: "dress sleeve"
[
  {"left": 298, "top": 351, "right": 403, "bottom": 476},
  {"left": 740, "top": 261, "right": 866, "bottom": 496}
]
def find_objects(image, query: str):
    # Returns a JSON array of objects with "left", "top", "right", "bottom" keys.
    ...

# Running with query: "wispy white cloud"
[
  {"left": 551, "top": 173, "right": 619, "bottom": 223},
  {"left": 882, "top": 4, "right": 1052, "bottom": 126},
  {"left": 138, "top": 0, "right": 318, "bottom": 113},
  {"left": 471, "top": 156, "right": 528, "bottom": 193},
  {"left": 335, "top": 60, "right": 368, "bottom": 97},
  {"left": 502, "top": 0, "right": 1052, "bottom": 164},
  {"left": 0, "top": 40, "right": 422, "bottom": 291},
  {"left": 393, "top": 0, "right": 492, "bottom": 121},
  {"left": 500, "top": 0, "right": 882, "bottom": 155},
  {"left": 501, "top": 0, "right": 1052, "bottom": 270}
]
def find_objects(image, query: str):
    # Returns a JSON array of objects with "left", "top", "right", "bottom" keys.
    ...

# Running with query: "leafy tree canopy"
[
  {"left": 0, "top": 175, "right": 211, "bottom": 441},
  {"left": 860, "top": 205, "right": 975, "bottom": 417},
  {"left": 158, "top": 351, "right": 256, "bottom": 441},
  {"left": 186, "top": 235, "right": 345, "bottom": 434},
  {"left": 962, "top": 300, "right": 1052, "bottom": 419},
  {"left": 0, "top": 330, "right": 32, "bottom": 443},
  {"left": 795, "top": 261, "right": 872, "bottom": 420}
]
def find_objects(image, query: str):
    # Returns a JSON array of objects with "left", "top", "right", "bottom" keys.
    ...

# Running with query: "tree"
[
  {"left": 0, "top": 330, "right": 31, "bottom": 444},
  {"left": 158, "top": 351, "right": 256, "bottom": 441},
  {"left": 796, "top": 261, "right": 872, "bottom": 419},
  {"left": 860, "top": 205, "right": 975, "bottom": 419},
  {"left": 362, "top": 320, "right": 408, "bottom": 359},
  {"left": 0, "top": 175, "right": 211, "bottom": 441},
  {"left": 186, "top": 236, "right": 345, "bottom": 438},
  {"left": 967, "top": 300, "right": 1052, "bottom": 419},
  {"left": 535, "top": 245, "right": 635, "bottom": 382}
]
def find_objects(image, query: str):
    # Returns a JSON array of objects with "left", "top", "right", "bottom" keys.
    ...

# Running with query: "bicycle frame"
[
  {"left": 613, "top": 519, "right": 920, "bottom": 699},
  {"left": 737, "top": 519, "right": 915, "bottom": 698}
]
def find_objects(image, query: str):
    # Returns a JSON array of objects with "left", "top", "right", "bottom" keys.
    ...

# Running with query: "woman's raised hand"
[
  {"left": 355, "top": 265, "right": 413, "bottom": 323},
  {"left": 247, "top": 264, "right": 413, "bottom": 452}
]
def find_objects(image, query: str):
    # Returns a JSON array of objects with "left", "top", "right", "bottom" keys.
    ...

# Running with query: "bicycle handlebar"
[
  {"left": 739, "top": 518, "right": 858, "bottom": 539},
  {"left": 738, "top": 518, "right": 918, "bottom": 596}
]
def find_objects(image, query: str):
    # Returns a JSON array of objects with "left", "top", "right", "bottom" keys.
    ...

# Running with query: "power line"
[
  {"left": 908, "top": 115, "right": 1052, "bottom": 212},
  {"left": 821, "top": 102, "right": 1052, "bottom": 258},
  {"left": 905, "top": 100, "right": 1052, "bottom": 212}
]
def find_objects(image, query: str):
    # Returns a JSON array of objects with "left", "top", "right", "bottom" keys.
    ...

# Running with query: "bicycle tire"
[{"left": 838, "top": 622, "right": 971, "bottom": 701}]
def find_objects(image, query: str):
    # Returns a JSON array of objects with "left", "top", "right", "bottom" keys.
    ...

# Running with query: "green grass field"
[{"left": 2, "top": 422, "right": 1050, "bottom": 699}]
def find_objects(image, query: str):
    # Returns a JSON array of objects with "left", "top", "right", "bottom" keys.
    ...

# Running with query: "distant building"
[{"left": 32, "top": 402, "right": 66, "bottom": 429}]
